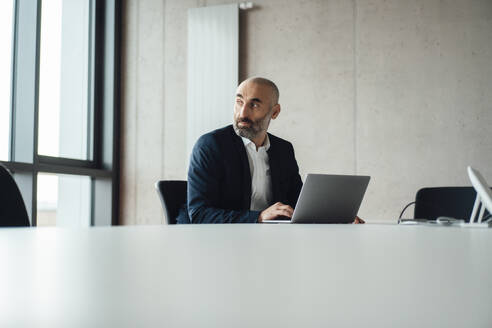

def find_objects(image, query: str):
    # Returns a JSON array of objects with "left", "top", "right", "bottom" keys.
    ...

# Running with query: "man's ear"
[{"left": 271, "top": 104, "right": 281, "bottom": 119}]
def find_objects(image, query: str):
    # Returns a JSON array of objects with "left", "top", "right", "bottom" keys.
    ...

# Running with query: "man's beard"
[{"left": 233, "top": 112, "right": 271, "bottom": 140}]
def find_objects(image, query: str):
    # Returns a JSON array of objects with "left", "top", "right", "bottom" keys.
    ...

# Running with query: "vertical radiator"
[{"left": 187, "top": 4, "right": 239, "bottom": 155}]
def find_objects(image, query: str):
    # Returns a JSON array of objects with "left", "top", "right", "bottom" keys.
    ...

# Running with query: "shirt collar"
[{"left": 241, "top": 134, "right": 271, "bottom": 151}]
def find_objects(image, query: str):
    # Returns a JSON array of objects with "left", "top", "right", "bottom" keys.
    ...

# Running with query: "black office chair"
[
  {"left": 0, "top": 164, "right": 30, "bottom": 227},
  {"left": 155, "top": 180, "right": 188, "bottom": 224},
  {"left": 400, "top": 187, "right": 491, "bottom": 222}
]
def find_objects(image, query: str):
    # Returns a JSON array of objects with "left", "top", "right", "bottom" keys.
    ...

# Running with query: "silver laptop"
[{"left": 263, "top": 174, "right": 370, "bottom": 224}]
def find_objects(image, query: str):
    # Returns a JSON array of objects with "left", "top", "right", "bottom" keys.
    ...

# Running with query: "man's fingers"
[
  {"left": 277, "top": 207, "right": 293, "bottom": 214},
  {"left": 353, "top": 216, "right": 365, "bottom": 224},
  {"left": 273, "top": 208, "right": 293, "bottom": 218},
  {"left": 275, "top": 204, "right": 293, "bottom": 212},
  {"left": 278, "top": 207, "right": 293, "bottom": 217},
  {"left": 262, "top": 203, "right": 294, "bottom": 220},
  {"left": 276, "top": 209, "right": 292, "bottom": 217}
]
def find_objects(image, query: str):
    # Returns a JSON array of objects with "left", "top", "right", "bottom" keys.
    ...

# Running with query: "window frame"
[{"left": 0, "top": 0, "right": 121, "bottom": 226}]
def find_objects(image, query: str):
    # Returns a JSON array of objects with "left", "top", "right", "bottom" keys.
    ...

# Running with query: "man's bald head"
[{"left": 239, "top": 77, "right": 279, "bottom": 107}]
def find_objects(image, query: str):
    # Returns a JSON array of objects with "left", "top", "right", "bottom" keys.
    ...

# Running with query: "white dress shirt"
[{"left": 241, "top": 135, "right": 273, "bottom": 211}]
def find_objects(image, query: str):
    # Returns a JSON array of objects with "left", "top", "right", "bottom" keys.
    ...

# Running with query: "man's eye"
[
  {"left": 236, "top": 99, "right": 243, "bottom": 105},
  {"left": 251, "top": 103, "right": 259, "bottom": 108}
]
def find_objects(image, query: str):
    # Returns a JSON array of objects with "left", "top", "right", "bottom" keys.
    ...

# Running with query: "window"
[
  {"left": 0, "top": 0, "right": 14, "bottom": 161},
  {"left": 37, "top": 173, "right": 91, "bottom": 227},
  {"left": 38, "top": 0, "right": 92, "bottom": 160},
  {"left": 36, "top": 173, "right": 58, "bottom": 226},
  {"left": 1, "top": 0, "right": 121, "bottom": 227}
]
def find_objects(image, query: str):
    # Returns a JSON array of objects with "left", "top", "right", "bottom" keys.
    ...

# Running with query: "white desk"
[{"left": 1, "top": 224, "right": 491, "bottom": 327}]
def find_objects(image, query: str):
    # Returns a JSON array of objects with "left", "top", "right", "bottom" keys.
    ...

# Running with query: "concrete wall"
[{"left": 120, "top": 0, "right": 492, "bottom": 224}]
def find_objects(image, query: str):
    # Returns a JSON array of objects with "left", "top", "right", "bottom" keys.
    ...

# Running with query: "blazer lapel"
[
  {"left": 230, "top": 127, "right": 252, "bottom": 209},
  {"left": 267, "top": 134, "right": 280, "bottom": 203}
]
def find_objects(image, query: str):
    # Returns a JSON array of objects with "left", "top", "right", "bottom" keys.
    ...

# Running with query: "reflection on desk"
[{"left": 1, "top": 224, "right": 491, "bottom": 327}]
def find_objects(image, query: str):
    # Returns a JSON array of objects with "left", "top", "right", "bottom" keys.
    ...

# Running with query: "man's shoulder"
[
  {"left": 208, "top": 125, "right": 235, "bottom": 139},
  {"left": 194, "top": 125, "right": 235, "bottom": 149}
]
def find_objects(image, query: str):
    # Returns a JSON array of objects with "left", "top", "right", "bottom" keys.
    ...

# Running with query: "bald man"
[
  {"left": 181, "top": 77, "right": 364, "bottom": 224},
  {"left": 177, "top": 77, "right": 300, "bottom": 224}
]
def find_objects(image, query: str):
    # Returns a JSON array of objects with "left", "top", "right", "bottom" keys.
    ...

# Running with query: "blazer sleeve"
[
  {"left": 286, "top": 143, "right": 303, "bottom": 209},
  {"left": 187, "top": 135, "right": 260, "bottom": 223}
]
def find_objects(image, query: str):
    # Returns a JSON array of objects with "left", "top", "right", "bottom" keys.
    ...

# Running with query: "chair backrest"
[
  {"left": 155, "top": 180, "right": 187, "bottom": 224},
  {"left": 0, "top": 165, "right": 30, "bottom": 227},
  {"left": 414, "top": 186, "right": 490, "bottom": 221},
  {"left": 467, "top": 166, "right": 492, "bottom": 223}
]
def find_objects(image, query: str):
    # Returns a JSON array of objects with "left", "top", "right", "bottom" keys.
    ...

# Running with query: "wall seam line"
[
  {"left": 134, "top": 0, "right": 140, "bottom": 224},
  {"left": 353, "top": 0, "right": 358, "bottom": 175},
  {"left": 160, "top": 0, "right": 166, "bottom": 224}
]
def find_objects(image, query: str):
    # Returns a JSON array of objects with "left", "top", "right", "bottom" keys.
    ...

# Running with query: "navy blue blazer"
[{"left": 181, "top": 125, "right": 303, "bottom": 224}]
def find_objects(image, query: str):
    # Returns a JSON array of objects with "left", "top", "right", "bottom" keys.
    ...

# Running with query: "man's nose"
[{"left": 238, "top": 102, "right": 250, "bottom": 118}]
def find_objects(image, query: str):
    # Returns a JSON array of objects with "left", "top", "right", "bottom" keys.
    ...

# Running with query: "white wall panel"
[
  {"left": 120, "top": 0, "right": 165, "bottom": 225},
  {"left": 187, "top": 4, "right": 238, "bottom": 155}
]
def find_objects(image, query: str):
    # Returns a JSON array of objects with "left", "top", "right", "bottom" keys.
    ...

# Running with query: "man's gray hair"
[{"left": 244, "top": 77, "right": 279, "bottom": 106}]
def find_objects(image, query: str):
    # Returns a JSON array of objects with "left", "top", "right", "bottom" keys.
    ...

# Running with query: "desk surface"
[{"left": 1, "top": 224, "right": 492, "bottom": 327}]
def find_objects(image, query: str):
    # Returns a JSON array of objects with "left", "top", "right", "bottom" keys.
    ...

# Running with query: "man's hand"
[
  {"left": 353, "top": 216, "right": 365, "bottom": 224},
  {"left": 258, "top": 202, "right": 294, "bottom": 222}
]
